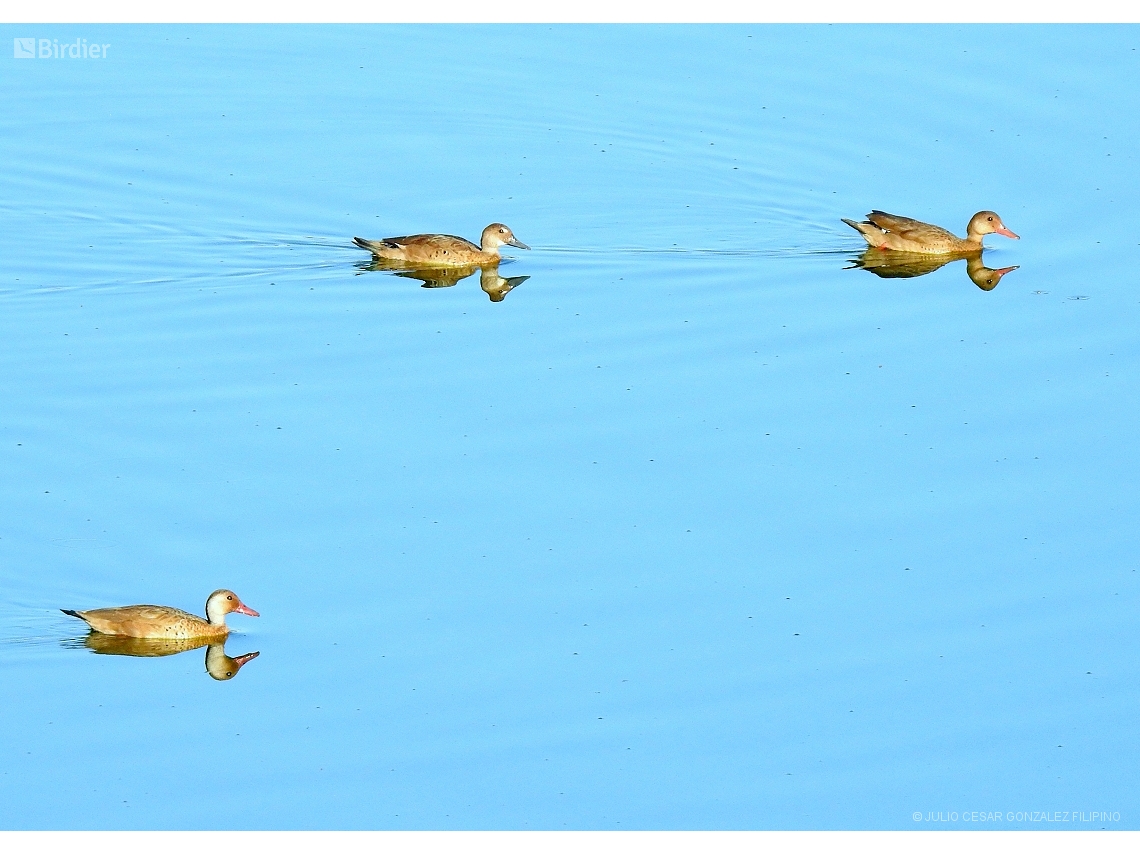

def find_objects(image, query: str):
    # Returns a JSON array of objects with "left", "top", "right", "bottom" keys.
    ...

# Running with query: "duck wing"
[
  {"left": 866, "top": 211, "right": 958, "bottom": 242},
  {"left": 67, "top": 604, "right": 200, "bottom": 636},
  {"left": 382, "top": 234, "right": 481, "bottom": 253}
]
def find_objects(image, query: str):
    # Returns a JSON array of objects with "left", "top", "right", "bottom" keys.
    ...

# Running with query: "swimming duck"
[
  {"left": 353, "top": 223, "right": 529, "bottom": 266},
  {"left": 842, "top": 211, "right": 1019, "bottom": 254},
  {"left": 61, "top": 589, "right": 259, "bottom": 640}
]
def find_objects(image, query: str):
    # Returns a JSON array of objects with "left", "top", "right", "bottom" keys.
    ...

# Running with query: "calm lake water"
[{"left": 1, "top": 24, "right": 1138, "bottom": 830}]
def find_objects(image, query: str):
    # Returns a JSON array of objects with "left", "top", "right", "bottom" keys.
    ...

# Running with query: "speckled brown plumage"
[
  {"left": 353, "top": 223, "right": 529, "bottom": 266},
  {"left": 842, "top": 210, "right": 1019, "bottom": 254},
  {"left": 62, "top": 589, "right": 259, "bottom": 640}
]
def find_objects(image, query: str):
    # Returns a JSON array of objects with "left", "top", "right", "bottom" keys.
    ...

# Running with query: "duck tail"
[
  {"left": 61, "top": 608, "right": 82, "bottom": 618},
  {"left": 841, "top": 218, "right": 878, "bottom": 244},
  {"left": 353, "top": 237, "right": 377, "bottom": 252}
]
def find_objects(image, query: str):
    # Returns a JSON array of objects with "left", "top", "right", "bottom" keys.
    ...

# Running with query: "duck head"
[
  {"left": 967, "top": 211, "right": 1019, "bottom": 240},
  {"left": 480, "top": 223, "right": 530, "bottom": 253},
  {"left": 205, "top": 589, "right": 260, "bottom": 625}
]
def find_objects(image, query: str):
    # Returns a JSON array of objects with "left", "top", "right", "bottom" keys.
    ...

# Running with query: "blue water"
[{"left": 1, "top": 25, "right": 1138, "bottom": 830}]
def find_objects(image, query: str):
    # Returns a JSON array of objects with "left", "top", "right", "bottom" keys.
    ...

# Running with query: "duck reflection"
[
  {"left": 849, "top": 248, "right": 1018, "bottom": 291},
  {"left": 76, "top": 633, "right": 260, "bottom": 681},
  {"left": 357, "top": 259, "right": 530, "bottom": 302}
]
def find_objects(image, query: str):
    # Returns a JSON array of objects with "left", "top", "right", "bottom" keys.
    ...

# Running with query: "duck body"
[
  {"left": 353, "top": 223, "right": 528, "bottom": 267},
  {"left": 842, "top": 210, "right": 1019, "bottom": 254},
  {"left": 62, "top": 589, "right": 258, "bottom": 640}
]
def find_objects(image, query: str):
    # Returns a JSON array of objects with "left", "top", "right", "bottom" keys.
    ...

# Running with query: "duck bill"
[
  {"left": 505, "top": 237, "right": 530, "bottom": 250},
  {"left": 993, "top": 265, "right": 1020, "bottom": 276},
  {"left": 232, "top": 651, "right": 260, "bottom": 667},
  {"left": 235, "top": 603, "right": 260, "bottom": 617},
  {"left": 994, "top": 225, "right": 1020, "bottom": 239}
]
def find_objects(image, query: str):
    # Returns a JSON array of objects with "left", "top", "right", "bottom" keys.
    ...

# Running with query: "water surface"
[{"left": 1, "top": 25, "right": 1138, "bottom": 830}]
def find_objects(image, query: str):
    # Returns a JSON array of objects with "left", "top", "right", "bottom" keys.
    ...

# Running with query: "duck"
[
  {"left": 842, "top": 210, "right": 1019, "bottom": 254},
  {"left": 61, "top": 589, "right": 259, "bottom": 640},
  {"left": 353, "top": 223, "right": 529, "bottom": 266}
]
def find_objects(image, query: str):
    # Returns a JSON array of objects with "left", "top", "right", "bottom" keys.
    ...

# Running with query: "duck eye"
[
  {"left": 227, "top": 595, "right": 233, "bottom": 600},
  {"left": 987, "top": 216, "right": 993, "bottom": 221}
]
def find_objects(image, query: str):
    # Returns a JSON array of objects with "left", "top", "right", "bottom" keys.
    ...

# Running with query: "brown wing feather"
[
  {"left": 384, "top": 234, "right": 481, "bottom": 253},
  {"left": 72, "top": 605, "right": 204, "bottom": 637},
  {"left": 866, "top": 211, "right": 957, "bottom": 242}
]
